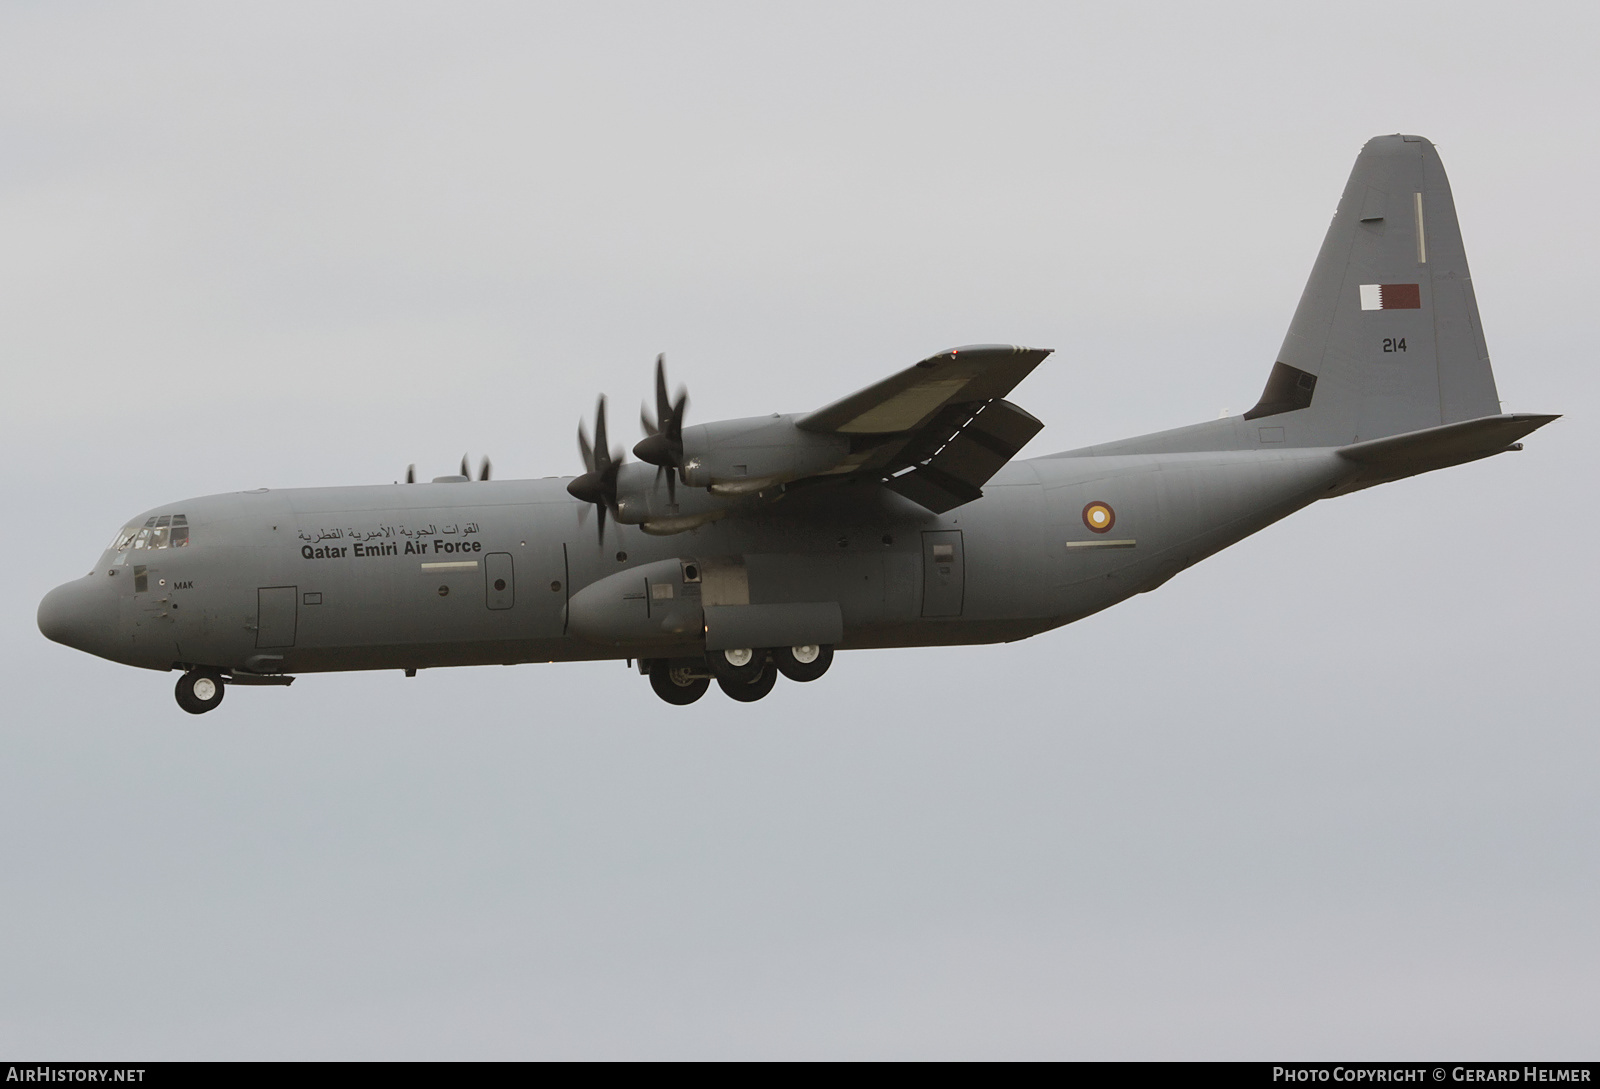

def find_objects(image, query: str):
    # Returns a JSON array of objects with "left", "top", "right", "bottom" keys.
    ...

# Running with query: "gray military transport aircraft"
[{"left": 38, "top": 135, "right": 1556, "bottom": 712}]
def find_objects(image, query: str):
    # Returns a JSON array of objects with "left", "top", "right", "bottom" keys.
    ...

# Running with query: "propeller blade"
[
  {"left": 578, "top": 420, "right": 594, "bottom": 473},
  {"left": 460, "top": 454, "right": 470, "bottom": 479},
  {"left": 405, "top": 464, "right": 415, "bottom": 484},
  {"left": 479, "top": 456, "right": 491, "bottom": 481},
  {"left": 671, "top": 389, "right": 688, "bottom": 433},
  {"left": 594, "top": 395, "right": 610, "bottom": 472},
  {"left": 655, "top": 353, "right": 671, "bottom": 429}
]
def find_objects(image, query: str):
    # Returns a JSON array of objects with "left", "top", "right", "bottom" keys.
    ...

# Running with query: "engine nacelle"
[
  {"left": 679, "top": 414, "right": 851, "bottom": 494},
  {"left": 610, "top": 464, "right": 755, "bottom": 535}
]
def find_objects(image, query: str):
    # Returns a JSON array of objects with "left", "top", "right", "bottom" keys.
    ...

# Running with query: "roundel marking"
[{"left": 1082, "top": 501, "right": 1115, "bottom": 534}]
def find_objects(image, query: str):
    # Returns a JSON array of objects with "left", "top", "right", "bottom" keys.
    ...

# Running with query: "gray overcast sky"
[{"left": 3, "top": 1, "right": 1596, "bottom": 1059}]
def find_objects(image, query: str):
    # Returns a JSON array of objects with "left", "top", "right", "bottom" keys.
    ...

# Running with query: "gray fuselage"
[{"left": 39, "top": 446, "right": 1348, "bottom": 677}]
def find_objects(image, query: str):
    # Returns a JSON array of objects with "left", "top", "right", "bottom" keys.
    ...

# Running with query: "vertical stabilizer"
[{"left": 1244, "top": 134, "right": 1500, "bottom": 445}]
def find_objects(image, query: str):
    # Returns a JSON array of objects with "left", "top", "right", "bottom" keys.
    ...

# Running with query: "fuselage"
[{"left": 38, "top": 446, "right": 1349, "bottom": 677}]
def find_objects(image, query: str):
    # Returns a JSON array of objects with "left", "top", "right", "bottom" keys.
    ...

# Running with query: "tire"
[
  {"left": 707, "top": 647, "right": 764, "bottom": 685},
  {"left": 717, "top": 660, "right": 777, "bottom": 702},
  {"left": 649, "top": 659, "right": 710, "bottom": 705},
  {"left": 174, "top": 669, "right": 226, "bottom": 715},
  {"left": 773, "top": 644, "right": 833, "bottom": 683}
]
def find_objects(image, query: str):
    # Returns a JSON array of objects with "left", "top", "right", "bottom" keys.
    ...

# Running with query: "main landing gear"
[
  {"left": 644, "top": 645, "right": 835, "bottom": 705},
  {"left": 649, "top": 659, "right": 711, "bottom": 705},
  {"left": 174, "top": 668, "right": 226, "bottom": 715}
]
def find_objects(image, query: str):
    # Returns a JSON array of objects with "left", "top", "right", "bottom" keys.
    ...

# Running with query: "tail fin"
[
  {"left": 1243, "top": 134, "right": 1500, "bottom": 444},
  {"left": 1061, "top": 135, "right": 1513, "bottom": 459}
]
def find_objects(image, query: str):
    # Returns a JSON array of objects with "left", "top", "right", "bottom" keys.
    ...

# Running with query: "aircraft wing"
[{"left": 796, "top": 344, "right": 1051, "bottom": 513}]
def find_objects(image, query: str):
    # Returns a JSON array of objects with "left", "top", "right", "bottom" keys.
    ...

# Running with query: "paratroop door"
[{"left": 256, "top": 586, "right": 298, "bottom": 647}]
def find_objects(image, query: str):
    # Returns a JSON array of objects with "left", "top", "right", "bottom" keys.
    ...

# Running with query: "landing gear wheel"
[
  {"left": 773, "top": 644, "right": 833, "bottom": 683},
  {"left": 717, "top": 660, "right": 778, "bottom": 703},
  {"left": 175, "top": 669, "right": 226, "bottom": 715},
  {"left": 707, "top": 647, "right": 764, "bottom": 685},
  {"left": 649, "top": 659, "right": 710, "bottom": 705}
]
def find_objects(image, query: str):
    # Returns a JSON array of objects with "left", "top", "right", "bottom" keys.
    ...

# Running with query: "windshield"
[{"left": 109, "top": 514, "right": 190, "bottom": 552}]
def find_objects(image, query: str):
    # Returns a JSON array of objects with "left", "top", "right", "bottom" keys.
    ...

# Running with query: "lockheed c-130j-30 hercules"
[{"left": 38, "top": 135, "right": 1557, "bottom": 712}]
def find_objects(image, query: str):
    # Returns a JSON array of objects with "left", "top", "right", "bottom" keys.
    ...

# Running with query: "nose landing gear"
[{"left": 174, "top": 668, "right": 226, "bottom": 715}]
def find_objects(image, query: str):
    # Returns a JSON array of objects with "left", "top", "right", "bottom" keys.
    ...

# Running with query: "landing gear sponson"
[
  {"left": 571, "top": 558, "right": 844, "bottom": 706},
  {"left": 643, "top": 643, "right": 834, "bottom": 705}
]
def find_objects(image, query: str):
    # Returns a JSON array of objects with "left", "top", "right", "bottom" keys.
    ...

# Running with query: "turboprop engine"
[
  {"left": 572, "top": 356, "right": 857, "bottom": 538},
  {"left": 673, "top": 414, "right": 851, "bottom": 495}
]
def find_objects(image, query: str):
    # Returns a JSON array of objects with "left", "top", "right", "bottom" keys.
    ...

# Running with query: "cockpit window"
[{"left": 111, "top": 514, "right": 190, "bottom": 552}]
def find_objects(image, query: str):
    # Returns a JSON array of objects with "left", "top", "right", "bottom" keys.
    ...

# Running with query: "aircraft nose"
[{"left": 38, "top": 576, "right": 118, "bottom": 656}]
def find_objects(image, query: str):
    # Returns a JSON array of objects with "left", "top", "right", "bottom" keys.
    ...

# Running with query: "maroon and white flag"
[{"left": 1360, "top": 283, "right": 1421, "bottom": 310}]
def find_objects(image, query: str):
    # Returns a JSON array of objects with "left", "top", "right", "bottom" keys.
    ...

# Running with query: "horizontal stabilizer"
[{"left": 1330, "top": 413, "right": 1559, "bottom": 495}]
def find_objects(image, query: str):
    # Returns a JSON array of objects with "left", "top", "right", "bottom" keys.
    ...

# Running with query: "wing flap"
[{"left": 884, "top": 399, "right": 1044, "bottom": 514}]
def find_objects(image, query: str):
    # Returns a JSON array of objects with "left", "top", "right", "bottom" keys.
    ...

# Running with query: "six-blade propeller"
[
  {"left": 400, "top": 358, "right": 681, "bottom": 548},
  {"left": 567, "top": 395, "right": 624, "bottom": 544},
  {"left": 404, "top": 456, "right": 490, "bottom": 483},
  {"left": 634, "top": 354, "right": 689, "bottom": 505}
]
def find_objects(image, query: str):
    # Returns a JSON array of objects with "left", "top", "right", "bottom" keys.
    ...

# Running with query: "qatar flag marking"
[{"left": 1360, "top": 283, "right": 1421, "bottom": 310}]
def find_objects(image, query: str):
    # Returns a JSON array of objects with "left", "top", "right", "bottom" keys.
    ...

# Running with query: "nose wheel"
[{"left": 175, "top": 669, "right": 226, "bottom": 715}]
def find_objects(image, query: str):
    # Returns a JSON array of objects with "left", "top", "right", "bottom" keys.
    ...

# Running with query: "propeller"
[
  {"left": 634, "top": 353, "right": 689, "bottom": 504},
  {"left": 567, "top": 396, "right": 623, "bottom": 543},
  {"left": 405, "top": 457, "right": 489, "bottom": 483}
]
